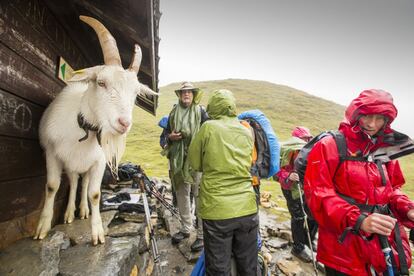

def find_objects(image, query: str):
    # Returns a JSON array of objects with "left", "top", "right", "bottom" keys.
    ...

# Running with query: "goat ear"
[
  {"left": 67, "top": 66, "right": 103, "bottom": 82},
  {"left": 137, "top": 84, "right": 159, "bottom": 97}
]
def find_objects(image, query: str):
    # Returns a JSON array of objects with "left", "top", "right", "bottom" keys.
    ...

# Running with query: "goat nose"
[{"left": 118, "top": 117, "right": 131, "bottom": 128}]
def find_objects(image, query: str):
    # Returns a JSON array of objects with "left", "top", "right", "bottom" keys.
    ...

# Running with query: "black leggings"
[{"left": 282, "top": 188, "right": 318, "bottom": 252}]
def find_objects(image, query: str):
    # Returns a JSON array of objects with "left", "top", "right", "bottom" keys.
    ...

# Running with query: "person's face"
[
  {"left": 359, "top": 114, "right": 386, "bottom": 136},
  {"left": 179, "top": 90, "right": 194, "bottom": 107}
]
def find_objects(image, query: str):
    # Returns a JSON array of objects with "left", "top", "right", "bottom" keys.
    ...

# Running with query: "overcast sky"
[{"left": 158, "top": 0, "right": 413, "bottom": 137}]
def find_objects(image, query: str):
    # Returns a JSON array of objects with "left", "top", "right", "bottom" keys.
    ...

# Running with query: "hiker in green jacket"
[
  {"left": 189, "top": 89, "right": 258, "bottom": 275},
  {"left": 165, "top": 82, "right": 208, "bottom": 251}
]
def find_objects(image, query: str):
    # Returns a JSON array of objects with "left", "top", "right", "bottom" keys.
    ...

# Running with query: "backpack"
[
  {"left": 294, "top": 130, "right": 347, "bottom": 183},
  {"left": 238, "top": 110, "right": 280, "bottom": 180}
]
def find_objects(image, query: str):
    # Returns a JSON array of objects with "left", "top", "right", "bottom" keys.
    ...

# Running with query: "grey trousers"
[{"left": 175, "top": 172, "right": 203, "bottom": 238}]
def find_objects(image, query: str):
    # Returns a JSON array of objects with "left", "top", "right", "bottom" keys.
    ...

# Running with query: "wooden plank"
[
  {"left": 72, "top": 0, "right": 151, "bottom": 47},
  {"left": 0, "top": 89, "right": 44, "bottom": 140},
  {"left": 0, "top": 176, "right": 45, "bottom": 222},
  {"left": 0, "top": 3, "right": 58, "bottom": 76},
  {"left": 0, "top": 136, "right": 46, "bottom": 182},
  {"left": 0, "top": 175, "right": 69, "bottom": 223},
  {"left": 9, "top": 0, "right": 91, "bottom": 69},
  {"left": 0, "top": 43, "right": 64, "bottom": 107}
]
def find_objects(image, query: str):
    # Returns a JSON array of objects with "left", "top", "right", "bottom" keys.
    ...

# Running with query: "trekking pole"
[
  {"left": 141, "top": 173, "right": 182, "bottom": 221},
  {"left": 138, "top": 176, "right": 163, "bottom": 276},
  {"left": 296, "top": 182, "right": 318, "bottom": 275},
  {"left": 379, "top": 235, "right": 394, "bottom": 276}
]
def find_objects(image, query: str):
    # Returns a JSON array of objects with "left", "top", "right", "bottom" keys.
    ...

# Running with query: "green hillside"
[{"left": 123, "top": 79, "right": 414, "bottom": 197}]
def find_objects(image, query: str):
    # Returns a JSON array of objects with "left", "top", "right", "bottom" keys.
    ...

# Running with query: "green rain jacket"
[
  {"left": 188, "top": 89, "right": 258, "bottom": 220},
  {"left": 166, "top": 89, "right": 203, "bottom": 185}
]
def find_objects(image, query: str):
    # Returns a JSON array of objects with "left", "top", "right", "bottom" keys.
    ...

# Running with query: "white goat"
[{"left": 34, "top": 16, "right": 157, "bottom": 245}]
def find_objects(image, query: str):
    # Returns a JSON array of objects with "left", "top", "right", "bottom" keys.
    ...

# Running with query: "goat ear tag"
[
  {"left": 72, "top": 69, "right": 85, "bottom": 74},
  {"left": 67, "top": 70, "right": 89, "bottom": 82}
]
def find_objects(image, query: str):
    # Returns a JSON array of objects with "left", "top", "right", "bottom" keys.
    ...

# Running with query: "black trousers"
[
  {"left": 282, "top": 188, "right": 318, "bottom": 252},
  {"left": 325, "top": 266, "right": 349, "bottom": 276},
  {"left": 203, "top": 213, "right": 259, "bottom": 276}
]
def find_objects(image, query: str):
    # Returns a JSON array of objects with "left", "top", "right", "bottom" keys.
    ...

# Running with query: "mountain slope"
[{"left": 123, "top": 79, "right": 414, "bottom": 196}]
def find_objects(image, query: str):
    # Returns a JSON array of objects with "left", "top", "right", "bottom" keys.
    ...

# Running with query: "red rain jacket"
[{"left": 304, "top": 89, "right": 414, "bottom": 275}]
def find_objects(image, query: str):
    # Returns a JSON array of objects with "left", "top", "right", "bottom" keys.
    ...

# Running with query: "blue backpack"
[{"left": 238, "top": 110, "right": 280, "bottom": 178}]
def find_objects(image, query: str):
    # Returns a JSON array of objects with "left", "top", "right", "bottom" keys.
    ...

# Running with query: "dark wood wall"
[{"left": 0, "top": 0, "right": 90, "bottom": 249}]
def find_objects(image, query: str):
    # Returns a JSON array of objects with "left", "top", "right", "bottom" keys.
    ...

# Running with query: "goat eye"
[{"left": 97, "top": 80, "right": 106, "bottom": 88}]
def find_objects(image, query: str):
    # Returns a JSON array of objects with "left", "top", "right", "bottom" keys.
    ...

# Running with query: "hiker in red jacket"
[
  {"left": 304, "top": 89, "right": 414, "bottom": 275},
  {"left": 275, "top": 126, "right": 317, "bottom": 263}
]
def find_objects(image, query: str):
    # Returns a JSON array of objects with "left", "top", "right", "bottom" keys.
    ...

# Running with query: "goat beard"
[{"left": 100, "top": 132, "right": 127, "bottom": 176}]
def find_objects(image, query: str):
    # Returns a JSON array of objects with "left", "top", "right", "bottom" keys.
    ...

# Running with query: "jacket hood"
[
  {"left": 158, "top": 115, "right": 169, "bottom": 129},
  {"left": 292, "top": 126, "right": 312, "bottom": 139},
  {"left": 207, "top": 89, "right": 237, "bottom": 119},
  {"left": 344, "top": 89, "right": 397, "bottom": 126},
  {"left": 340, "top": 89, "right": 397, "bottom": 137}
]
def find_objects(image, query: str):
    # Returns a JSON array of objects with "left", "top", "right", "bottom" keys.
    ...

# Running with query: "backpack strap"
[
  {"left": 329, "top": 131, "right": 348, "bottom": 178},
  {"left": 200, "top": 105, "right": 209, "bottom": 124},
  {"left": 329, "top": 130, "right": 347, "bottom": 163},
  {"left": 329, "top": 131, "right": 370, "bottom": 178},
  {"left": 240, "top": 120, "right": 260, "bottom": 186},
  {"left": 337, "top": 193, "right": 409, "bottom": 275}
]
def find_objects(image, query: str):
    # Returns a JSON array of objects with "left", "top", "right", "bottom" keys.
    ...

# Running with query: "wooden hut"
[{"left": 0, "top": 0, "right": 160, "bottom": 249}]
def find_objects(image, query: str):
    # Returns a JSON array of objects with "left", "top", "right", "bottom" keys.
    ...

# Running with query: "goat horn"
[
  {"left": 128, "top": 44, "right": 142, "bottom": 73},
  {"left": 80, "top": 15, "right": 122, "bottom": 66}
]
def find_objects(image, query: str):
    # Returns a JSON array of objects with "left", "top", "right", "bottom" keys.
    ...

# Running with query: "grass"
[{"left": 123, "top": 79, "right": 414, "bottom": 198}]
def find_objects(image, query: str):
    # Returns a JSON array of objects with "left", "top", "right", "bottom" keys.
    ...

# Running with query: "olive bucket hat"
[{"left": 175, "top": 82, "right": 200, "bottom": 93}]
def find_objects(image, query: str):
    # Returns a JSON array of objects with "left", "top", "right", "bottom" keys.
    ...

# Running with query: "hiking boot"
[
  {"left": 190, "top": 238, "right": 204, "bottom": 252},
  {"left": 317, "top": 262, "right": 325, "bottom": 274},
  {"left": 291, "top": 247, "right": 313, "bottom": 263},
  {"left": 171, "top": 231, "right": 190, "bottom": 244}
]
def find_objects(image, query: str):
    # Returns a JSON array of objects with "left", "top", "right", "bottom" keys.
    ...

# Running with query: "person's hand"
[
  {"left": 407, "top": 209, "right": 414, "bottom": 221},
  {"left": 360, "top": 213, "right": 397, "bottom": 236},
  {"left": 288, "top": 172, "right": 299, "bottom": 182},
  {"left": 168, "top": 131, "right": 182, "bottom": 141}
]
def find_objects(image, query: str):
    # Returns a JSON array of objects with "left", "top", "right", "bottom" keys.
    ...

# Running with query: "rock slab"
[
  {"left": 0, "top": 231, "right": 69, "bottom": 276},
  {"left": 59, "top": 236, "right": 140, "bottom": 276}
]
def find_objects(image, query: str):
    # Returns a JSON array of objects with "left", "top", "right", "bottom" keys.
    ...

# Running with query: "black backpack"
[
  {"left": 243, "top": 118, "right": 271, "bottom": 179},
  {"left": 294, "top": 130, "right": 347, "bottom": 183}
]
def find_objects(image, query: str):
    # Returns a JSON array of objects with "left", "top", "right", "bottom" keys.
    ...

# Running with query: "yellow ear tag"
[{"left": 72, "top": 69, "right": 85, "bottom": 74}]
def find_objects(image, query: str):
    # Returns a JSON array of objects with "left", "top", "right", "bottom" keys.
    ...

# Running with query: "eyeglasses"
[{"left": 180, "top": 90, "right": 193, "bottom": 94}]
